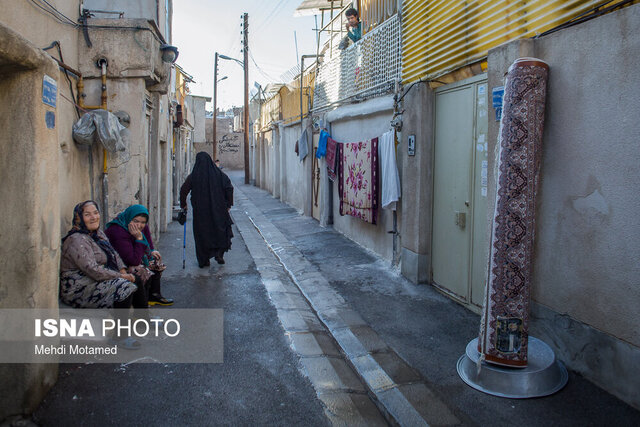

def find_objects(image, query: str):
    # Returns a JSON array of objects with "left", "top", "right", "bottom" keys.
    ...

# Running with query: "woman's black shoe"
[{"left": 215, "top": 256, "right": 225, "bottom": 265}]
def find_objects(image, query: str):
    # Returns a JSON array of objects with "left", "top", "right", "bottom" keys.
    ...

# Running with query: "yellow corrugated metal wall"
[
  {"left": 281, "top": 71, "right": 316, "bottom": 126},
  {"left": 402, "top": 0, "right": 631, "bottom": 82},
  {"left": 360, "top": 0, "right": 399, "bottom": 33},
  {"left": 259, "top": 70, "right": 316, "bottom": 130}
]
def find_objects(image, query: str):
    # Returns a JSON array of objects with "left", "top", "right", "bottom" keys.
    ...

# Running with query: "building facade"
[
  {"left": 0, "top": 0, "right": 186, "bottom": 418},
  {"left": 252, "top": 0, "right": 640, "bottom": 410}
]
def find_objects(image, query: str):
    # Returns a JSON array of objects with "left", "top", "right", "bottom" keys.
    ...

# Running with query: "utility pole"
[
  {"left": 213, "top": 52, "right": 218, "bottom": 161},
  {"left": 243, "top": 12, "right": 250, "bottom": 184}
]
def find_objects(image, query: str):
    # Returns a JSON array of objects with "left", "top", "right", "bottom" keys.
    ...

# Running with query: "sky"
[{"left": 172, "top": 0, "right": 319, "bottom": 110}]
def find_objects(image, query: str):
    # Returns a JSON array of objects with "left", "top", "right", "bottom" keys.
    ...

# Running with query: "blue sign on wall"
[
  {"left": 42, "top": 75, "right": 57, "bottom": 108},
  {"left": 492, "top": 86, "right": 504, "bottom": 122},
  {"left": 45, "top": 111, "right": 56, "bottom": 129}
]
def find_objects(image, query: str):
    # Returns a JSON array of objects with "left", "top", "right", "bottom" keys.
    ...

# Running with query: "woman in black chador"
[{"left": 180, "top": 152, "right": 234, "bottom": 267}]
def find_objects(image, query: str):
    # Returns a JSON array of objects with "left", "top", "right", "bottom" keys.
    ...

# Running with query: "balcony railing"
[{"left": 313, "top": 13, "right": 401, "bottom": 111}]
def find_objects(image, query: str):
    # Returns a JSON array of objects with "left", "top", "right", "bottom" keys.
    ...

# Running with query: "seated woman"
[
  {"left": 105, "top": 204, "right": 173, "bottom": 306},
  {"left": 60, "top": 200, "right": 137, "bottom": 309}
]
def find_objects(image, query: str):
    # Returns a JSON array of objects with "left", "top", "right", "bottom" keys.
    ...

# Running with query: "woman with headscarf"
[
  {"left": 180, "top": 152, "right": 234, "bottom": 268},
  {"left": 105, "top": 204, "right": 174, "bottom": 307},
  {"left": 59, "top": 200, "right": 138, "bottom": 308}
]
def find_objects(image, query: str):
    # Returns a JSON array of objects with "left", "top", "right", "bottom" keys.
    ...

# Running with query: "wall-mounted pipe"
[{"left": 77, "top": 58, "right": 110, "bottom": 223}]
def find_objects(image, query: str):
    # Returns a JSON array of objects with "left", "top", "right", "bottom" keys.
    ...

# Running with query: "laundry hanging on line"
[
  {"left": 326, "top": 137, "right": 339, "bottom": 181},
  {"left": 338, "top": 138, "right": 379, "bottom": 225},
  {"left": 315, "top": 129, "right": 330, "bottom": 158},
  {"left": 297, "top": 120, "right": 311, "bottom": 161},
  {"left": 378, "top": 130, "right": 401, "bottom": 210}
]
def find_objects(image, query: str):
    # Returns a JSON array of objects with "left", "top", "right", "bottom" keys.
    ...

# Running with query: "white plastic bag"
[{"left": 72, "top": 109, "right": 128, "bottom": 152}]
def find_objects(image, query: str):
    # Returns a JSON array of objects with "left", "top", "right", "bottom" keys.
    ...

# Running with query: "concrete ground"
[
  {"left": 31, "top": 170, "right": 640, "bottom": 426},
  {"left": 32, "top": 217, "right": 330, "bottom": 425},
  {"left": 231, "top": 171, "right": 640, "bottom": 427}
]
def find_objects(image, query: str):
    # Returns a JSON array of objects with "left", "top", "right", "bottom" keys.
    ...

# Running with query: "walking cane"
[{"left": 182, "top": 219, "right": 187, "bottom": 269}]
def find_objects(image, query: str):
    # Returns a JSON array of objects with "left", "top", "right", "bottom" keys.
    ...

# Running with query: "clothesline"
[{"left": 312, "top": 128, "right": 401, "bottom": 224}]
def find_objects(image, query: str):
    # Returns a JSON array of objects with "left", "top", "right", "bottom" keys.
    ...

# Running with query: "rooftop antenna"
[{"left": 294, "top": 31, "right": 300, "bottom": 66}]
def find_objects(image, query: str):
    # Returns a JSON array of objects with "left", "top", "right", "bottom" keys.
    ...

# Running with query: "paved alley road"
[
  {"left": 33, "top": 170, "right": 640, "bottom": 427},
  {"left": 34, "top": 211, "right": 332, "bottom": 425}
]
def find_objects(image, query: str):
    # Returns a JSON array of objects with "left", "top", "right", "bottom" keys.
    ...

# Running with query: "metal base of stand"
[{"left": 457, "top": 337, "right": 568, "bottom": 398}]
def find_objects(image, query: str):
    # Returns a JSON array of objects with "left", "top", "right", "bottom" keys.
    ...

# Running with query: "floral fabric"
[
  {"left": 60, "top": 270, "right": 137, "bottom": 308},
  {"left": 339, "top": 138, "right": 379, "bottom": 224}
]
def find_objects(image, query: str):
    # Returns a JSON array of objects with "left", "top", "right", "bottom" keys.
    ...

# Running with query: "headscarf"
[
  {"left": 106, "top": 204, "right": 151, "bottom": 266},
  {"left": 62, "top": 200, "right": 120, "bottom": 271}
]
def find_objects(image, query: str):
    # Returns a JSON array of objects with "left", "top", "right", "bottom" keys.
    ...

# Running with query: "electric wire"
[
  {"left": 254, "top": 0, "right": 289, "bottom": 33},
  {"left": 396, "top": 78, "right": 446, "bottom": 104},
  {"left": 42, "top": 41, "right": 81, "bottom": 119},
  {"left": 26, "top": 0, "right": 165, "bottom": 44},
  {"left": 38, "top": 0, "right": 78, "bottom": 25},
  {"left": 27, "top": 0, "right": 78, "bottom": 27},
  {"left": 248, "top": 51, "right": 279, "bottom": 82}
]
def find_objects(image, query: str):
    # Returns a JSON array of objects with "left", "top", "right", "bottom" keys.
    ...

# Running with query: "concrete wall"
[
  {"left": 157, "top": 95, "right": 172, "bottom": 232},
  {"left": 216, "top": 132, "right": 244, "bottom": 170},
  {"left": 279, "top": 123, "right": 311, "bottom": 214},
  {"left": 0, "top": 1, "right": 174, "bottom": 418},
  {"left": 0, "top": 21, "right": 66, "bottom": 420},
  {"left": 262, "top": 130, "right": 274, "bottom": 194},
  {"left": 78, "top": 17, "right": 172, "bottom": 235},
  {"left": 398, "top": 84, "right": 435, "bottom": 282},
  {"left": 83, "top": 0, "right": 172, "bottom": 41},
  {"left": 252, "top": 97, "right": 399, "bottom": 260},
  {"left": 189, "top": 96, "right": 209, "bottom": 144},
  {"left": 486, "top": 5, "right": 640, "bottom": 408},
  {"left": 78, "top": 19, "right": 170, "bottom": 89},
  {"left": 84, "top": 0, "right": 157, "bottom": 20},
  {"left": 0, "top": 1, "right": 86, "bottom": 418},
  {"left": 326, "top": 97, "right": 398, "bottom": 261}
]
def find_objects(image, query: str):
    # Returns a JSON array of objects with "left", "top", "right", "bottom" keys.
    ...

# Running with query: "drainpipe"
[
  {"left": 78, "top": 58, "right": 110, "bottom": 223},
  {"left": 98, "top": 59, "right": 109, "bottom": 222},
  {"left": 391, "top": 80, "right": 402, "bottom": 266}
]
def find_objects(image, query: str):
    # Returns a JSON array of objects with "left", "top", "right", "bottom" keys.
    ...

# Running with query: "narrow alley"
[
  {"left": 1, "top": 1, "right": 639, "bottom": 425},
  {"left": 32, "top": 172, "right": 640, "bottom": 426}
]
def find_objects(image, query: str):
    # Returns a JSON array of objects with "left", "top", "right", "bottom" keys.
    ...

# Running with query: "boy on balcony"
[{"left": 339, "top": 8, "right": 362, "bottom": 49}]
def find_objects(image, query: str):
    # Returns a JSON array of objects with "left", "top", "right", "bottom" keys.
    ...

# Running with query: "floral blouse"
[{"left": 60, "top": 231, "right": 126, "bottom": 281}]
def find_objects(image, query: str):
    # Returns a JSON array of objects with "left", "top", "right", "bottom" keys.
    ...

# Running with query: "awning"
[{"left": 294, "top": 0, "right": 345, "bottom": 17}]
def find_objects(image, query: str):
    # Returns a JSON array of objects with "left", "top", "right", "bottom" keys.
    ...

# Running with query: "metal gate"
[
  {"left": 431, "top": 74, "right": 488, "bottom": 309},
  {"left": 311, "top": 132, "right": 321, "bottom": 221}
]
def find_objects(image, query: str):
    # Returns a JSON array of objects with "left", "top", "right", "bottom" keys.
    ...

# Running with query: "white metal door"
[{"left": 431, "top": 75, "right": 488, "bottom": 308}]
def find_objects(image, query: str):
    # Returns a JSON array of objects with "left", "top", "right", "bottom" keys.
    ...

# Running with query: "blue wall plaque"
[{"left": 42, "top": 75, "right": 57, "bottom": 108}]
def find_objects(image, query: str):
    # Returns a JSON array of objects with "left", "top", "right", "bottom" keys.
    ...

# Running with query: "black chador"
[{"left": 180, "top": 152, "right": 234, "bottom": 267}]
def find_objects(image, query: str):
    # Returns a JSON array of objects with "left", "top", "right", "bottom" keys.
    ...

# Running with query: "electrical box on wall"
[{"left": 408, "top": 135, "right": 416, "bottom": 156}]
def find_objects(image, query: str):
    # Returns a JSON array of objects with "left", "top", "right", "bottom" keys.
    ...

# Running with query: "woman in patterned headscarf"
[{"left": 59, "top": 200, "right": 138, "bottom": 308}]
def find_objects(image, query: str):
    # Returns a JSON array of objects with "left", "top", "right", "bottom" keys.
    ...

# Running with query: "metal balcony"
[{"left": 313, "top": 14, "right": 401, "bottom": 111}]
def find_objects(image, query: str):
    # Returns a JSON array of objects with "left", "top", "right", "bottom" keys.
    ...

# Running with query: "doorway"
[{"left": 431, "top": 74, "right": 488, "bottom": 309}]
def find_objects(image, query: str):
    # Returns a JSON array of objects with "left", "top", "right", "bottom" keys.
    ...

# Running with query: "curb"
[{"left": 233, "top": 185, "right": 461, "bottom": 426}]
